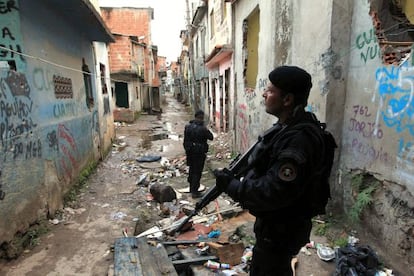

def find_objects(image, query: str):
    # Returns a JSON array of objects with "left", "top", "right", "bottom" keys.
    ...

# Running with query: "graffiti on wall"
[
  {"left": 349, "top": 105, "right": 383, "bottom": 139},
  {"left": 33, "top": 67, "right": 56, "bottom": 91},
  {"left": 0, "top": 0, "right": 25, "bottom": 71},
  {"left": 306, "top": 102, "right": 321, "bottom": 113},
  {"left": 53, "top": 102, "right": 76, "bottom": 119},
  {"left": 356, "top": 28, "right": 381, "bottom": 64},
  {"left": 0, "top": 70, "right": 41, "bottom": 161},
  {"left": 375, "top": 62, "right": 414, "bottom": 165},
  {"left": 348, "top": 102, "right": 390, "bottom": 164},
  {"left": 47, "top": 124, "right": 79, "bottom": 178}
]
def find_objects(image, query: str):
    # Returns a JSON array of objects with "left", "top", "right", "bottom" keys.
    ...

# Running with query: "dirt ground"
[{"left": 0, "top": 92, "right": 390, "bottom": 276}]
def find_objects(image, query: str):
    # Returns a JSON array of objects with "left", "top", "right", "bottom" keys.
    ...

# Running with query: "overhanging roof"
[
  {"left": 41, "top": 0, "right": 114, "bottom": 43},
  {"left": 205, "top": 45, "right": 233, "bottom": 68}
]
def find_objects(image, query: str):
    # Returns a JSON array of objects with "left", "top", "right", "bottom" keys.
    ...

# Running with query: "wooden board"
[{"left": 114, "top": 237, "right": 178, "bottom": 276}]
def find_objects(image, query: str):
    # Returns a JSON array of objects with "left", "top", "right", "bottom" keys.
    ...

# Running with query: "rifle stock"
[{"left": 173, "top": 141, "right": 258, "bottom": 234}]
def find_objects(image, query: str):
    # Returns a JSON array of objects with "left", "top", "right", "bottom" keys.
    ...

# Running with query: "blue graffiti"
[{"left": 376, "top": 64, "right": 414, "bottom": 135}]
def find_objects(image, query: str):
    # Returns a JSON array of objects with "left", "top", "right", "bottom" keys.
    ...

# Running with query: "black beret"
[{"left": 268, "top": 66, "right": 312, "bottom": 104}]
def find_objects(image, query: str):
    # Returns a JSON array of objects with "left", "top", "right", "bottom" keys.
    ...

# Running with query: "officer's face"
[{"left": 263, "top": 82, "right": 287, "bottom": 116}]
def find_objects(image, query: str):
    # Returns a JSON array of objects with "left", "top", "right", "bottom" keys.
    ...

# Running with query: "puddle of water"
[{"left": 138, "top": 130, "right": 175, "bottom": 150}]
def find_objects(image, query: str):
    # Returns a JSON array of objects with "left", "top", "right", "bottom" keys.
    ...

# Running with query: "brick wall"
[{"left": 101, "top": 7, "right": 153, "bottom": 74}]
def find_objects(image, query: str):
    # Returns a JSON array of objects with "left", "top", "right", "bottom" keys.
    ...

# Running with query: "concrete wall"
[
  {"left": 93, "top": 42, "right": 116, "bottom": 153},
  {"left": 338, "top": 0, "right": 414, "bottom": 265},
  {"left": 0, "top": 1, "right": 114, "bottom": 244}
]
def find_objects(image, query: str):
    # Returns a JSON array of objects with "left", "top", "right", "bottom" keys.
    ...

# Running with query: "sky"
[{"left": 98, "top": 0, "right": 187, "bottom": 61}]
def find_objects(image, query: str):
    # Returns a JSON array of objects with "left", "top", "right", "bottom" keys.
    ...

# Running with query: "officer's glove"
[{"left": 213, "top": 168, "right": 234, "bottom": 192}]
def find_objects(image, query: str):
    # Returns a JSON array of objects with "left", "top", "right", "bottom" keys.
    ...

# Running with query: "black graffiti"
[
  {"left": 8, "top": 138, "right": 41, "bottom": 160},
  {"left": 47, "top": 130, "right": 58, "bottom": 151},
  {"left": 0, "top": 117, "right": 37, "bottom": 149},
  {"left": 0, "top": 26, "right": 24, "bottom": 61},
  {"left": 0, "top": 43, "right": 24, "bottom": 61},
  {"left": 390, "top": 197, "right": 414, "bottom": 218},
  {"left": 0, "top": 97, "right": 33, "bottom": 119},
  {"left": 0, "top": 0, "right": 18, "bottom": 14}
]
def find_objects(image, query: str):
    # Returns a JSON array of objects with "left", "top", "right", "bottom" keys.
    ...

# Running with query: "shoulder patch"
[{"left": 278, "top": 162, "right": 297, "bottom": 181}]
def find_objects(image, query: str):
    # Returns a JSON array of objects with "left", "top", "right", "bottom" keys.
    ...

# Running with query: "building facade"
[
  {"left": 0, "top": 0, "right": 114, "bottom": 247},
  {"left": 100, "top": 7, "right": 162, "bottom": 121}
]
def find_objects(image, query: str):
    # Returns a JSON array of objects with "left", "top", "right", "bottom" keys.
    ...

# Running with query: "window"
[
  {"left": 100, "top": 63, "right": 108, "bottom": 94},
  {"left": 243, "top": 8, "right": 260, "bottom": 89},
  {"left": 82, "top": 58, "right": 93, "bottom": 109},
  {"left": 210, "top": 9, "right": 215, "bottom": 39}
]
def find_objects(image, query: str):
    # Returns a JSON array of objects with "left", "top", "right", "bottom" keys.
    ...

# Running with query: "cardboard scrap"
[{"left": 206, "top": 241, "right": 245, "bottom": 266}]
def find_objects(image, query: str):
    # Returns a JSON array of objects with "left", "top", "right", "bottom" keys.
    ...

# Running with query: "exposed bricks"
[{"left": 370, "top": 10, "right": 413, "bottom": 65}]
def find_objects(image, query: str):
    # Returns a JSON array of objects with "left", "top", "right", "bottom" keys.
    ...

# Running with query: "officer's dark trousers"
[
  {"left": 250, "top": 218, "right": 312, "bottom": 276},
  {"left": 187, "top": 153, "right": 206, "bottom": 194}
]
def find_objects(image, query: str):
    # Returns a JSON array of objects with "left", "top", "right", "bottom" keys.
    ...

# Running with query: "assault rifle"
[{"left": 171, "top": 141, "right": 258, "bottom": 234}]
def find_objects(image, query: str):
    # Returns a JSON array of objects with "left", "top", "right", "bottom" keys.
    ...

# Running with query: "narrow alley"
[{"left": 0, "top": 92, "right": 339, "bottom": 275}]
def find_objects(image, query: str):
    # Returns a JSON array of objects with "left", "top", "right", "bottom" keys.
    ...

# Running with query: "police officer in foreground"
[
  {"left": 183, "top": 110, "right": 214, "bottom": 199},
  {"left": 214, "top": 65, "right": 335, "bottom": 275}
]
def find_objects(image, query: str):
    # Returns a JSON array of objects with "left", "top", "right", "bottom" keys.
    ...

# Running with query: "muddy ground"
[{"left": 0, "top": 93, "right": 402, "bottom": 275}]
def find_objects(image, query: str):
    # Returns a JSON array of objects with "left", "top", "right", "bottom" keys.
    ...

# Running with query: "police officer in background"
[
  {"left": 214, "top": 65, "right": 334, "bottom": 275},
  {"left": 183, "top": 110, "right": 214, "bottom": 199}
]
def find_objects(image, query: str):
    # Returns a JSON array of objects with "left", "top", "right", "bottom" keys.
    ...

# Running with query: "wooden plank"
[
  {"left": 136, "top": 237, "right": 177, "bottom": 275},
  {"left": 114, "top": 237, "right": 143, "bottom": 276},
  {"left": 114, "top": 237, "right": 177, "bottom": 276}
]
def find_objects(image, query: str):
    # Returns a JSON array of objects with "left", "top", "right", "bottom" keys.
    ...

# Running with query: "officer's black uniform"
[
  {"left": 183, "top": 116, "right": 213, "bottom": 197},
  {"left": 225, "top": 110, "right": 325, "bottom": 275}
]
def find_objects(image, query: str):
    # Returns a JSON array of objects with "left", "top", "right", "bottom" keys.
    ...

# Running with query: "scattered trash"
[
  {"left": 334, "top": 244, "right": 380, "bottom": 276},
  {"left": 136, "top": 173, "right": 148, "bottom": 185},
  {"left": 49, "top": 218, "right": 60, "bottom": 225},
  {"left": 205, "top": 260, "right": 231, "bottom": 270},
  {"left": 195, "top": 245, "right": 210, "bottom": 256},
  {"left": 136, "top": 226, "right": 163, "bottom": 239},
  {"left": 300, "top": 246, "right": 312, "bottom": 256},
  {"left": 136, "top": 155, "right": 162, "bottom": 162},
  {"left": 111, "top": 211, "right": 127, "bottom": 220},
  {"left": 316, "top": 244, "right": 335, "bottom": 261},
  {"left": 348, "top": 235, "right": 360, "bottom": 246},
  {"left": 241, "top": 247, "right": 253, "bottom": 263},
  {"left": 207, "top": 229, "right": 221, "bottom": 238}
]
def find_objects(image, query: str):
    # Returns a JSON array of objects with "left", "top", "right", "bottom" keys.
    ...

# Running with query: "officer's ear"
[{"left": 283, "top": 93, "right": 295, "bottom": 107}]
